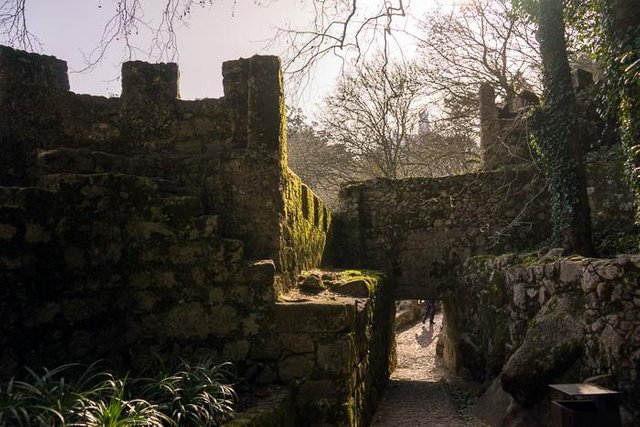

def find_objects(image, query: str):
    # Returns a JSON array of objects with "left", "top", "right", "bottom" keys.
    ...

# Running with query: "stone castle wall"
[
  {"left": 329, "top": 158, "right": 635, "bottom": 300},
  {"left": 3, "top": 44, "right": 638, "bottom": 425},
  {"left": 0, "top": 45, "right": 328, "bottom": 284},
  {"left": 0, "top": 177, "right": 276, "bottom": 374},
  {"left": 0, "top": 46, "right": 329, "bottom": 373},
  {"left": 0, "top": 45, "right": 389, "bottom": 427},
  {"left": 329, "top": 168, "right": 551, "bottom": 299},
  {"left": 250, "top": 272, "right": 395, "bottom": 426},
  {"left": 478, "top": 83, "right": 537, "bottom": 170}
]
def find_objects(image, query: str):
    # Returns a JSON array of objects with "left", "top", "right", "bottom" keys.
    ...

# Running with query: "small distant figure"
[{"left": 422, "top": 299, "right": 435, "bottom": 325}]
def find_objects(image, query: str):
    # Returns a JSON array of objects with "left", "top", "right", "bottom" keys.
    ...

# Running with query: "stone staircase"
[{"left": 0, "top": 141, "right": 279, "bottom": 373}]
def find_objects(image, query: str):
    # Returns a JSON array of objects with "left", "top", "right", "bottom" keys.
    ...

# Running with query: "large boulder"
[{"left": 500, "top": 293, "right": 585, "bottom": 405}]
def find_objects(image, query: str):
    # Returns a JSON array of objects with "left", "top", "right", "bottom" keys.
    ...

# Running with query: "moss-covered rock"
[{"left": 500, "top": 294, "right": 585, "bottom": 405}]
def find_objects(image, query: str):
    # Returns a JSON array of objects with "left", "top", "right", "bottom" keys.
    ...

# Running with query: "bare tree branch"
[{"left": 0, "top": 0, "right": 40, "bottom": 50}]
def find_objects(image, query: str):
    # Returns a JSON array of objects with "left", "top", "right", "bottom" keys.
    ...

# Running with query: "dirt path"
[{"left": 371, "top": 312, "right": 487, "bottom": 426}]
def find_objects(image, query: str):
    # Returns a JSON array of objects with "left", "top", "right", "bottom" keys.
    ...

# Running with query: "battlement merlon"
[{"left": 222, "top": 55, "right": 284, "bottom": 154}]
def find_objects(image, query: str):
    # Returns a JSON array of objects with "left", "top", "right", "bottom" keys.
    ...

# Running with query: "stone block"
[
  {"left": 280, "top": 333, "right": 315, "bottom": 354},
  {"left": 120, "top": 61, "right": 178, "bottom": 147},
  {"left": 0, "top": 48, "right": 71, "bottom": 184},
  {"left": 0, "top": 224, "right": 17, "bottom": 240},
  {"left": 249, "top": 336, "right": 282, "bottom": 360},
  {"left": 273, "top": 301, "right": 354, "bottom": 333},
  {"left": 594, "top": 260, "right": 623, "bottom": 280},
  {"left": 24, "top": 302, "right": 61, "bottom": 327},
  {"left": 223, "top": 340, "right": 250, "bottom": 361},
  {"left": 559, "top": 260, "right": 582, "bottom": 283},
  {"left": 298, "top": 379, "right": 339, "bottom": 397},
  {"left": 165, "top": 303, "right": 238, "bottom": 338},
  {"left": 208, "top": 287, "right": 225, "bottom": 304},
  {"left": 278, "top": 354, "right": 315, "bottom": 381},
  {"left": 242, "top": 315, "right": 260, "bottom": 336},
  {"left": 317, "top": 340, "right": 354, "bottom": 373}
]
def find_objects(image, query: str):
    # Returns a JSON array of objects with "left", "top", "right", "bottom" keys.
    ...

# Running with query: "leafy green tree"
[{"left": 600, "top": 0, "right": 640, "bottom": 223}]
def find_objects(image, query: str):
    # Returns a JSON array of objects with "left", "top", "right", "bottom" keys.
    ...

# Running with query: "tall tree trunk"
[{"left": 536, "top": 0, "right": 594, "bottom": 255}]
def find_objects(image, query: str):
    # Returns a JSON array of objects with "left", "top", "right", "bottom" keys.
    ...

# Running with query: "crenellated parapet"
[
  {"left": 0, "top": 45, "right": 331, "bottom": 376},
  {"left": 0, "top": 46, "right": 329, "bottom": 280}
]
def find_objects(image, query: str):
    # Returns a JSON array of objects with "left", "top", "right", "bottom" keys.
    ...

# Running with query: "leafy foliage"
[
  {"left": 73, "top": 378, "right": 170, "bottom": 427},
  {"left": 0, "top": 359, "right": 236, "bottom": 426},
  {"left": 531, "top": 0, "right": 593, "bottom": 254},
  {"left": 135, "top": 359, "right": 236, "bottom": 426}
]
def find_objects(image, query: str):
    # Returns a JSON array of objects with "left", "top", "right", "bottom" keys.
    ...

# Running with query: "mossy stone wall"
[
  {"left": 280, "top": 169, "right": 331, "bottom": 292},
  {"left": 0, "top": 175, "right": 277, "bottom": 375},
  {"left": 331, "top": 161, "right": 635, "bottom": 299},
  {"left": 330, "top": 168, "right": 551, "bottom": 299},
  {"left": 449, "top": 253, "right": 640, "bottom": 419},
  {"left": 0, "top": 46, "right": 330, "bottom": 377},
  {"left": 247, "top": 270, "right": 395, "bottom": 426}
]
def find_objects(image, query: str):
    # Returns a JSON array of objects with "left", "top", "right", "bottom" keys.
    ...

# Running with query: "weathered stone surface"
[
  {"left": 225, "top": 388, "right": 297, "bottom": 427},
  {"left": 452, "top": 252, "right": 640, "bottom": 423},
  {"left": 273, "top": 301, "right": 353, "bottom": 333},
  {"left": 330, "top": 279, "right": 370, "bottom": 298},
  {"left": 278, "top": 355, "right": 315, "bottom": 381},
  {"left": 317, "top": 340, "right": 354, "bottom": 373},
  {"left": 559, "top": 260, "right": 581, "bottom": 283},
  {"left": 280, "top": 333, "right": 315, "bottom": 354},
  {"left": 297, "top": 379, "right": 339, "bottom": 397},
  {"left": 501, "top": 295, "right": 585, "bottom": 404},
  {"left": 223, "top": 340, "right": 250, "bottom": 361},
  {"left": 329, "top": 169, "right": 551, "bottom": 299},
  {"left": 299, "top": 272, "right": 325, "bottom": 292},
  {"left": 473, "top": 377, "right": 512, "bottom": 427},
  {"left": 0, "top": 47, "right": 392, "bottom": 427}
]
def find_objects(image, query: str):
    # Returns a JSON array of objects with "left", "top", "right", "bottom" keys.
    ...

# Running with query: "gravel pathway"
[{"left": 371, "top": 312, "right": 487, "bottom": 426}]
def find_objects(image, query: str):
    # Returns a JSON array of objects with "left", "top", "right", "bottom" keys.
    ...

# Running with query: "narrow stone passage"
[{"left": 371, "top": 312, "right": 487, "bottom": 426}]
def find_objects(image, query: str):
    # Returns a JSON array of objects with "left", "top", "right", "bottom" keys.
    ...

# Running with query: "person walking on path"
[{"left": 422, "top": 299, "right": 436, "bottom": 325}]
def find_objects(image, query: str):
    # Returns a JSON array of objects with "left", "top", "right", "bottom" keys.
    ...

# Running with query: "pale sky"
[{"left": 10, "top": 0, "right": 457, "bottom": 114}]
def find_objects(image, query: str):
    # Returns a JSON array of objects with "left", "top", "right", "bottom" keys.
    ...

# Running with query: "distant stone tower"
[
  {"left": 478, "top": 83, "right": 539, "bottom": 170},
  {"left": 419, "top": 109, "right": 430, "bottom": 134}
]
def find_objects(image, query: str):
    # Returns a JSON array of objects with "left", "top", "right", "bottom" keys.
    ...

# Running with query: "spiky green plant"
[
  {"left": 137, "top": 359, "right": 237, "bottom": 426},
  {"left": 71, "top": 378, "right": 170, "bottom": 427},
  {"left": 24, "top": 362, "right": 111, "bottom": 423},
  {"left": 0, "top": 359, "right": 237, "bottom": 426},
  {"left": 0, "top": 362, "right": 109, "bottom": 426},
  {"left": 0, "top": 377, "right": 36, "bottom": 426}
]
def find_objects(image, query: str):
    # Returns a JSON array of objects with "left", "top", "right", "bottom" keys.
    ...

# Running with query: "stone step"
[
  {"left": 136, "top": 237, "right": 244, "bottom": 271},
  {"left": 124, "top": 215, "right": 220, "bottom": 246},
  {"left": 35, "top": 147, "right": 206, "bottom": 185},
  {"left": 37, "top": 172, "right": 193, "bottom": 197}
]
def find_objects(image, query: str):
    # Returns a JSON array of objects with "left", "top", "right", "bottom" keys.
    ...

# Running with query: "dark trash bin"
[
  {"left": 549, "top": 384, "right": 621, "bottom": 427},
  {"left": 553, "top": 400, "right": 599, "bottom": 427}
]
